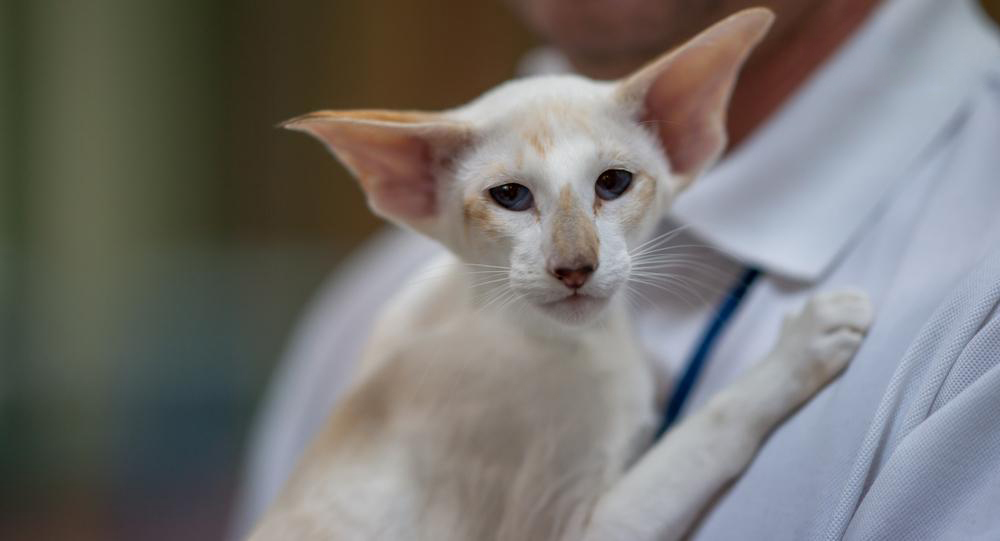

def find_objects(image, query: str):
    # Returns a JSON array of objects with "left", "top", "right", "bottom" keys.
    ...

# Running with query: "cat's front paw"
[{"left": 774, "top": 289, "right": 874, "bottom": 388}]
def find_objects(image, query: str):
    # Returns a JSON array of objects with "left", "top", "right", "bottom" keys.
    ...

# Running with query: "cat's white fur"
[{"left": 250, "top": 8, "right": 873, "bottom": 540}]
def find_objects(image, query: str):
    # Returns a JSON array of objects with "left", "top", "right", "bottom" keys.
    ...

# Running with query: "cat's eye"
[
  {"left": 489, "top": 183, "right": 534, "bottom": 211},
  {"left": 595, "top": 169, "right": 633, "bottom": 201}
]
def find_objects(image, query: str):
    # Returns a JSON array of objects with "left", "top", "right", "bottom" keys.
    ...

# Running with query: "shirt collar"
[{"left": 671, "top": 0, "right": 1000, "bottom": 282}]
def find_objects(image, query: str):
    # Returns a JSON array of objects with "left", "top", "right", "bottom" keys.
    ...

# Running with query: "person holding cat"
[{"left": 236, "top": 0, "right": 1000, "bottom": 539}]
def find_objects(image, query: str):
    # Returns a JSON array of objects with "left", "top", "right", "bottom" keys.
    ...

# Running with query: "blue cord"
[{"left": 654, "top": 266, "right": 761, "bottom": 440}]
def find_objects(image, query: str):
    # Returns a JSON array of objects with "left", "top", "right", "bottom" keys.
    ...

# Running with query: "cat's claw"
[{"left": 773, "top": 289, "right": 874, "bottom": 386}]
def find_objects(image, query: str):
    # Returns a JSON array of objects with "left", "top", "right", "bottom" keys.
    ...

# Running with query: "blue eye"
[
  {"left": 595, "top": 169, "right": 633, "bottom": 201},
  {"left": 489, "top": 183, "right": 533, "bottom": 211}
]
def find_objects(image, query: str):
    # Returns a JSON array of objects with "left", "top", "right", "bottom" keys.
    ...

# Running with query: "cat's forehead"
[
  {"left": 449, "top": 75, "right": 643, "bottom": 177},
  {"left": 449, "top": 75, "right": 618, "bottom": 127}
]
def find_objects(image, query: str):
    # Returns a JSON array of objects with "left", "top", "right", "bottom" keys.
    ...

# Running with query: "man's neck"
[
  {"left": 726, "top": 0, "right": 881, "bottom": 149},
  {"left": 567, "top": 0, "right": 882, "bottom": 149}
]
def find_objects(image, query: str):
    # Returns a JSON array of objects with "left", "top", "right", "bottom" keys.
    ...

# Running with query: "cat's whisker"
[
  {"left": 632, "top": 249, "right": 715, "bottom": 260},
  {"left": 470, "top": 277, "right": 513, "bottom": 289},
  {"left": 631, "top": 250, "right": 735, "bottom": 276},
  {"left": 630, "top": 246, "right": 713, "bottom": 266},
  {"left": 630, "top": 270, "right": 730, "bottom": 297},
  {"left": 482, "top": 289, "right": 508, "bottom": 309},
  {"left": 496, "top": 290, "right": 525, "bottom": 314},
  {"left": 472, "top": 282, "right": 509, "bottom": 296},
  {"left": 622, "top": 291, "right": 638, "bottom": 313},
  {"left": 633, "top": 238, "right": 710, "bottom": 251},
  {"left": 631, "top": 267, "right": 722, "bottom": 281},
  {"left": 629, "top": 278, "right": 697, "bottom": 309},
  {"left": 629, "top": 230, "right": 689, "bottom": 256},
  {"left": 631, "top": 261, "right": 734, "bottom": 282},
  {"left": 624, "top": 285, "right": 654, "bottom": 312},
  {"left": 632, "top": 257, "right": 721, "bottom": 268},
  {"left": 629, "top": 225, "right": 687, "bottom": 252},
  {"left": 671, "top": 274, "right": 734, "bottom": 296},
  {"left": 506, "top": 292, "right": 528, "bottom": 321},
  {"left": 628, "top": 275, "right": 707, "bottom": 309},
  {"left": 496, "top": 291, "right": 523, "bottom": 315},
  {"left": 405, "top": 266, "right": 511, "bottom": 288},
  {"left": 462, "top": 269, "right": 512, "bottom": 275},
  {"left": 634, "top": 264, "right": 733, "bottom": 284},
  {"left": 628, "top": 225, "right": 691, "bottom": 258},
  {"left": 632, "top": 256, "right": 718, "bottom": 271},
  {"left": 478, "top": 283, "right": 508, "bottom": 303},
  {"left": 473, "top": 280, "right": 503, "bottom": 304},
  {"left": 631, "top": 255, "right": 725, "bottom": 268},
  {"left": 654, "top": 274, "right": 718, "bottom": 305},
  {"left": 478, "top": 285, "right": 516, "bottom": 314},
  {"left": 462, "top": 263, "right": 512, "bottom": 270},
  {"left": 632, "top": 254, "right": 731, "bottom": 273},
  {"left": 630, "top": 243, "right": 715, "bottom": 260}
]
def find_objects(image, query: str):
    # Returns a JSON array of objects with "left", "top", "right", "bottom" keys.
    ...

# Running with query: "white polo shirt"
[{"left": 233, "top": 1, "right": 1000, "bottom": 538}]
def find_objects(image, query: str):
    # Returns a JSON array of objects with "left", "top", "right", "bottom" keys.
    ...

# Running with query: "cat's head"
[{"left": 285, "top": 8, "right": 771, "bottom": 326}]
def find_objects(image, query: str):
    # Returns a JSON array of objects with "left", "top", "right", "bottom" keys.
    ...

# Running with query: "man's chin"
[{"left": 535, "top": 293, "right": 610, "bottom": 325}]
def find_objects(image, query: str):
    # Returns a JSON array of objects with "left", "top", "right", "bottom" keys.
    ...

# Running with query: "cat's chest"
[{"left": 393, "top": 317, "right": 656, "bottom": 466}]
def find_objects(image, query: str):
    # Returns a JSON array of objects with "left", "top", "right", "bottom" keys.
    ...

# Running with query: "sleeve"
[
  {"left": 823, "top": 250, "right": 1000, "bottom": 541},
  {"left": 229, "top": 227, "right": 442, "bottom": 538}
]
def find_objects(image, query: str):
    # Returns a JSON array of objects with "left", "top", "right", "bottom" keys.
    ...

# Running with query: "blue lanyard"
[{"left": 654, "top": 266, "right": 762, "bottom": 440}]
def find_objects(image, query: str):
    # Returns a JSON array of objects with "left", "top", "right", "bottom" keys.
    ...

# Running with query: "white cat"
[{"left": 249, "top": 8, "right": 872, "bottom": 541}]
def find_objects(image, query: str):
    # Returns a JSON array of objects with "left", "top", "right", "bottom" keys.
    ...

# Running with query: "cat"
[{"left": 249, "top": 8, "right": 872, "bottom": 541}]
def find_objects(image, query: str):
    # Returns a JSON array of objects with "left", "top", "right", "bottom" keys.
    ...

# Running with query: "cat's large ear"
[
  {"left": 616, "top": 8, "right": 773, "bottom": 185},
  {"left": 282, "top": 110, "right": 471, "bottom": 232}
]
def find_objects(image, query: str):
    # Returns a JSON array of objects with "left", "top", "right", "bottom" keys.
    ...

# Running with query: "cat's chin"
[{"left": 536, "top": 293, "right": 610, "bottom": 326}]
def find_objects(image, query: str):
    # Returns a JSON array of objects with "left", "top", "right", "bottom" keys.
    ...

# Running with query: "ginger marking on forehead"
[
  {"left": 527, "top": 131, "right": 550, "bottom": 157},
  {"left": 551, "top": 101, "right": 594, "bottom": 137},
  {"left": 522, "top": 113, "right": 555, "bottom": 157},
  {"left": 519, "top": 101, "right": 595, "bottom": 160},
  {"left": 552, "top": 186, "right": 599, "bottom": 268}
]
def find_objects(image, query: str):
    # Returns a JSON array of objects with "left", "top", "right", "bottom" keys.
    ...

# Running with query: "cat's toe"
[
  {"left": 805, "top": 288, "right": 873, "bottom": 335},
  {"left": 787, "top": 289, "right": 873, "bottom": 385},
  {"left": 772, "top": 289, "right": 873, "bottom": 387}
]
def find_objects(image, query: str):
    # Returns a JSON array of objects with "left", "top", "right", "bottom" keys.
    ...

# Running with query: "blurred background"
[
  {"left": 0, "top": 1, "right": 534, "bottom": 539},
  {"left": 2, "top": 1, "right": 1000, "bottom": 540}
]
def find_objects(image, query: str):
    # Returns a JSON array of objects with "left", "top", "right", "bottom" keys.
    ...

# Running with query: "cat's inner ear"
[
  {"left": 282, "top": 110, "right": 470, "bottom": 225},
  {"left": 616, "top": 7, "right": 773, "bottom": 184}
]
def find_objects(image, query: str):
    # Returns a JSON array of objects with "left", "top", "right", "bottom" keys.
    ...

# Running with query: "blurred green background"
[
  {"left": 0, "top": 1, "right": 533, "bottom": 539},
  {"left": 2, "top": 1, "right": 999, "bottom": 540}
]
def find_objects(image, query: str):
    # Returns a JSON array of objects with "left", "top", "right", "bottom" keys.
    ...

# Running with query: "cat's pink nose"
[{"left": 551, "top": 265, "right": 596, "bottom": 290}]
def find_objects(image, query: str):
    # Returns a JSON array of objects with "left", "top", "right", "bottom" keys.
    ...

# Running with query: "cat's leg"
[{"left": 583, "top": 289, "right": 873, "bottom": 541}]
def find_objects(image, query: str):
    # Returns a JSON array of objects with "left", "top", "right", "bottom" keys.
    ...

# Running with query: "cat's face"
[
  {"left": 444, "top": 77, "right": 672, "bottom": 324},
  {"left": 284, "top": 8, "right": 772, "bottom": 326}
]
